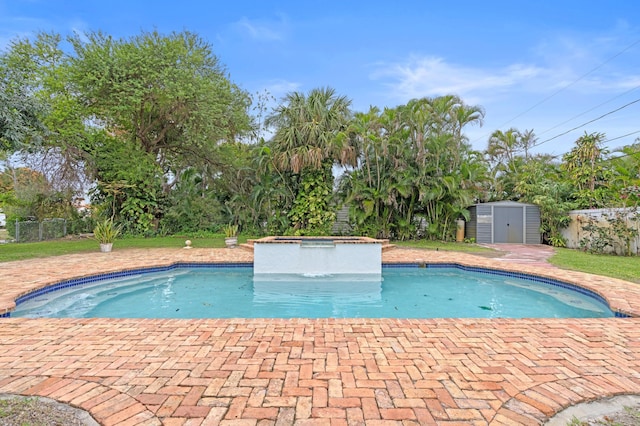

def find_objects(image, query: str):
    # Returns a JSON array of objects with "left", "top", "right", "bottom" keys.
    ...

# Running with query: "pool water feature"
[
  {"left": 10, "top": 266, "right": 616, "bottom": 319},
  {"left": 252, "top": 236, "right": 384, "bottom": 279}
]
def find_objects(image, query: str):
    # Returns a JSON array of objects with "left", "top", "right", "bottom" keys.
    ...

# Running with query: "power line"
[
  {"left": 536, "top": 84, "right": 640, "bottom": 137},
  {"left": 604, "top": 132, "right": 640, "bottom": 161},
  {"left": 603, "top": 150, "right": 640, "bottom": 162},
  {"left": 604, "top": 130, "right": 640, "bottom": 144},
  {"left": 527, "top": 97, "right": 640, "bottom": 149},
  {"left": 472, "top": 37, "right": 640, "bottom": 144}
]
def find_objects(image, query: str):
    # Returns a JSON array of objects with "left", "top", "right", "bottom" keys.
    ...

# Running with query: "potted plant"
[
  {"left": 93, "top": 219, "right": 121, "bottom": 252},
  {"left": 223, "top": 224, "right": 239, "bottom": 248}
]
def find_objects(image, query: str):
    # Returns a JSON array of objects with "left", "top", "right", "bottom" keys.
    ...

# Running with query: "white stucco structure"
[
  {"left": 253, "top": 237, "right": 382, "bottom": 278},
  {"left": 560, "top": 207, "right": 640, "bottom": 255}
]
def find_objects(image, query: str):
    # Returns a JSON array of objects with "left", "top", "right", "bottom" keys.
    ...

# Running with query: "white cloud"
[
  {"left": 371, "top": 55, "right": 547, "bottom": 104},
  {"left": 371, "top": 40, "right": 640, "bottom": 107},
  {"left": 233, "top": 15, "right": 287, "bottom": 42},
  {"left": 263, "top": 79, "right": 301, "bottom": 99},
  {"left": 368, "top": 31, "right": 640, "bottom": 155}
]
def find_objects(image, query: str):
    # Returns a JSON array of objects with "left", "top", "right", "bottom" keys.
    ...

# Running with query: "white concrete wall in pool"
[{"left": 253, "top": 241, "right": 382, "bottom": 277}]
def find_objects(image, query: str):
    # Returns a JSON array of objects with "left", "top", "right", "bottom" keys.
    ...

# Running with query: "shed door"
[{"left": 493, "top": 207, "right": 523, "bottom": 243}]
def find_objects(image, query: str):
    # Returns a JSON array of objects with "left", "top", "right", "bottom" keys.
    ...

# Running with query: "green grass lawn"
[
  {"left": 394, "top": 239, "right": 498, "bottom": 254},
  {"left": 549, "top": 248, "right": 640, "bottom": 284},
  {"left": 0, "top": 235, "right": 241, "bottom": 263},
  {"left": 1, "top": 236, "right": 638, "bottom": 283}
]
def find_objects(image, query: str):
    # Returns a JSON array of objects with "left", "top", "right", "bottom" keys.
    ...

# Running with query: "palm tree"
[
  {"left": 265, "top": 87, "right": 355, "bottom": 233},
  {"left": 610, "top": 143, "right": 640, "bottom": 207},
  {"left": 341, "top": 97, "right": 488, "bottom": 240},
  {"left": 486, "top": 128, "right": 521, "bottom": 167},
  {"left": 562, "top": 132, "right": 609, "bottom": 208},
  {"left": 265, "top": 87, "right": 356, "bottom": 173},
  {"left": 520, "top": 129, "right": 537, "bottom": 159}
]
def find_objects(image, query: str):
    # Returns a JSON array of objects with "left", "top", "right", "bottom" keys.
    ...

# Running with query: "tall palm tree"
[
  {"left": 343, "top": 97, "right": 488, "bottom": 240},
  {"left": 562, "top": 132, "right": 609, "bottom": 208},
  {"left": 562, "top": 132, "right": 607, "bottom": 192},
  {"left": 520, "top": 129, "right": 537, "bottom": 159},
  {"left": 486, "top": 128, "right": 521, "bottom": 167},
  {"left": 265, "top": 87, "right": 356, "bottom": 232},
  {"left": 265, "top": 87, "right": 356, "bottom": 173}
]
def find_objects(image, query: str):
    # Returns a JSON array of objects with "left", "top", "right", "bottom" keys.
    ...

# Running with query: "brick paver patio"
[{"left": 1, "top": 246, "right": 639, "bottom": 425}]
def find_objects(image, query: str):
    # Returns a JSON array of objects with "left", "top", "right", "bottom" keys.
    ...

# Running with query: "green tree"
[
  {"left": 0, "top": 40, "right": 47, "bottom": 152},
  {"left": 2, "top": 29, "right": 253, "bottom": 232},
  {"left": 66, "top": 30, "right": 252, "bottom": 231},
  {"left": 341, "top": 96, "right": 488, "bottom": 240},
  {"left": 0, "top": 33, "right": 88, "bottom": 227},
  {"left": 69, "top": 30, "right": 252, "bottom": 162},
  {"left": 160, "top": 167, "right": 223, "bottom": 234},
  {"left": 250, "top": 143, "right": 295, "bottom": 234},
  {"left": 266, "top": 87, "right": 356, "bottom": 233},
  {"left": 486, "top": 128, "right": 529, "bottom": 169},
  {"left": 485, "top": 128, "right": 540, "bottom": 201},
  {"left": 610, "top": 143, "right": 640, "bottom": 207},
  {"left": 513, "top": 156, "right": 575, "bottom": 246},
  {"left": 562, "top": 132, "right": 611, "bottom": 208},
  {"left": 0, "top": 76, "right": 45, "bottom": 152}
]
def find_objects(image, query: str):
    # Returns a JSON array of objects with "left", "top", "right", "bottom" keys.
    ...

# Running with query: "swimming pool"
[{"left": 10, "top": 264, "right": 616, "bottom": 319}]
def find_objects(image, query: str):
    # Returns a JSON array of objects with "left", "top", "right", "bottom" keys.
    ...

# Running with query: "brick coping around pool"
[{"left": 0, "top": 246, "right": 639, "bottom": 425}]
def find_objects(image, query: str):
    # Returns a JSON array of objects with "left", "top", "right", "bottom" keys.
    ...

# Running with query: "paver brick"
[
  {"left": 102, "top": 403, "right": 155, "bottom": 426},
  {"left": 172, "top": 405, "right": 211, "bottom": 418},
  {"left": 1, "top": 247, "right": 640, "bottom": 424},
  {"left": 156, "top": 394, "right": 184, "bottom": 418},
  {"left": 379, "top": 408, "right": 416, "bottom": 420},
  {"left": 295, "top": 396, "right": 312, "bottom": 419}
]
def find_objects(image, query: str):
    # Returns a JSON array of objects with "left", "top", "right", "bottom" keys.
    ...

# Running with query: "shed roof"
[{"left": 473, "top": 200, "right": 537, "bottom": 207}]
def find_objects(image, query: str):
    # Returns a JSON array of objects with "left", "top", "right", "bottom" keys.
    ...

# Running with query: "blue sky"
[{"left": 2, "top": 0, "right": 640, "bottom": 155}]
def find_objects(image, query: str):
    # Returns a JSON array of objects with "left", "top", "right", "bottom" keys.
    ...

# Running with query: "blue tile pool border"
[
  {"left": 383, "top": 262, "right": 630, "bottom": 318},
  {"left": 11, "top": 263, "right": 253, "bottom": 310},
  {"left": 5, "top": 262, "right": 631, "bottom": 318}
]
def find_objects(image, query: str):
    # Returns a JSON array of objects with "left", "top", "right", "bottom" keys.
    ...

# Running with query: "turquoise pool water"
[{"left": 11, "top": 266, "right": 614, "bottom": 319}]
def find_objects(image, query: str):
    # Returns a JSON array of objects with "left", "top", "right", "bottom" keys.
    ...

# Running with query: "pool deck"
[{"left": 0, "top": 245, "right": 639, "bottom": 425}]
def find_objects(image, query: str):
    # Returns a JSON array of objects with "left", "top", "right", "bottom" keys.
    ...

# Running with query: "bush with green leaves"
[
  {"left": 93, "top": 219, "right": 122, "bottom": 244},
  {"left": 579, "top": 209, "right": 639, "bottom": 255}
]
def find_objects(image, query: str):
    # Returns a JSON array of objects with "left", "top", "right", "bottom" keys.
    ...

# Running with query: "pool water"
[{"left": 11, "top": 266, "right": 614, "bottom": 319}]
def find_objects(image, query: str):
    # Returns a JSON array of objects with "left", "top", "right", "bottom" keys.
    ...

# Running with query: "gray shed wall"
[
  {"left": 525, "top": 206, "right": 541, "bottom": 244},
  {"left": 466, "top": 202, "right": 540, "bottom": 244},
  {"left": 466, "top": 206, "right": 477, "bottom": 241},
  {"left": 475, "top": 204, "right": 493, "bottom": 244}
]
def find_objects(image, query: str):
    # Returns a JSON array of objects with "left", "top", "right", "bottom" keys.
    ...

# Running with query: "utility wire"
[
  {"left": 536, "top": 84, "right": 640, "bottom": 137},
  {"left": 604, "top": 130, "right": 640, "bottom": 144},
  {"left": 535, "top": 131, "right": 640, "bottom": 158},
  {"left": 603, "top": 150, "right": 640, "bottom": 162},
  {"left": 472, "top": 37, "right": 640, "bottom": 144},
  {"left": 526, "top": 97, "right": 640, "bottom": 149},
  {"left": 604, "top": 131, "right": 640, "bottom": 161}
]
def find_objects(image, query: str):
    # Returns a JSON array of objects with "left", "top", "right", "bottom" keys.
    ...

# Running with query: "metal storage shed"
[{"left": 466, "top": 201, "right": 541, "bottom": 244}]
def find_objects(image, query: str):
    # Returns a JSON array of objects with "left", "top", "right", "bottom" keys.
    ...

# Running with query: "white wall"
[
  {"left": 253, "top": 242, "right": 382, "bottom": 277},
  {"left": 561, "top": 207, "right": 640, "bottom": 255}
]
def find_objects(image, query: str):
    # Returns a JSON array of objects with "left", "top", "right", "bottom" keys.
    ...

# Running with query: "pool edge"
[{"left": 4, "top": 260, "right": 634, "bottom": 319}]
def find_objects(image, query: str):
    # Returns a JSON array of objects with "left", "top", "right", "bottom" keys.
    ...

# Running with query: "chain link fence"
[{"left": 13, "top": 218, "right": 67, "bottom": 243}]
